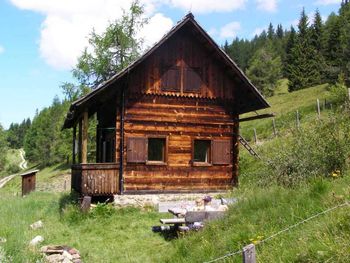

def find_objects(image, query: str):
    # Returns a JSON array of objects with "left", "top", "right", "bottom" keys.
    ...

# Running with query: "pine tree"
[
  {"left": 288, "top": 9, "right": 320, "bottom": 91},
  {"left": 310, "top": 9, "right": 326, "bottom": 84},
  {"left": 276, "top": 24, "right": 284, "bottom": 39},
  {"left": 268, "top": 23, "right": 275, "bottom": 39}
]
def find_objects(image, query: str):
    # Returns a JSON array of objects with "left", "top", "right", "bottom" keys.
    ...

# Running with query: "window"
[
  {"left": 127, "top": 137, "right": 167, "bottom": 164},
  {"left": 148, "top": 138, "right": 166, "bottom": 162},
  {"left": 184, "top": 67, "right": 202, "bottom": 93},
  {"left": 193, "top": 140, "right": 211, "bottom": 164},
  {"left": 192, "top": 139, "right": 231, "bottom": 165}
]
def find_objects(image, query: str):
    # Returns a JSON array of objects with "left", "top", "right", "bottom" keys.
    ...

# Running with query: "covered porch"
[{"left": 68, "top": 89, "right": 123, "bottom": 196}]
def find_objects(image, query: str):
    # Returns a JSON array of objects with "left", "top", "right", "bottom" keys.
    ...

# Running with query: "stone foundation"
[{"left": 113, "top": 192, "right": 227, "bottom": 208}]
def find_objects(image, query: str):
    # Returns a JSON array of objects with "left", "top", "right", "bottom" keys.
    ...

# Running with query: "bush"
[
  {"left": 266, "top": 112, "right": 350, "bottom": 186},
  {"left": 6, "top": 164, "right": 21, "bottom": 174}
]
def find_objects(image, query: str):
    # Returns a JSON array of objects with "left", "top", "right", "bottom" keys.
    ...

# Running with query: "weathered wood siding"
[
  {"left": 115, "top": 95, "right": 238, "bottom": 193},
  {"left": 71, "top": 163, "right": 119, "bottom": 195},
  {"left": 127, "top": 30, "right": 236, "bottom": 100}
]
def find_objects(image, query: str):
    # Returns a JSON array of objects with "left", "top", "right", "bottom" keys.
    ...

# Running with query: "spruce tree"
[
  {"left": 288, "top": 9, "right": 320, "bottom": 91},
  {"left": 268, "top": 23, "right": 275, "bottom": 39},
  {"left": 276, "top": 24, "right": 284, "bottom": 39}
]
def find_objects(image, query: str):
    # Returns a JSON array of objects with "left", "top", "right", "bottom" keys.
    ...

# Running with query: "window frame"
[
  {"left": 192, "top": 138, "right": 232, "bottom": 166},
  {"left": 146, "top": 135, "right": 168, "bottom": 166}
]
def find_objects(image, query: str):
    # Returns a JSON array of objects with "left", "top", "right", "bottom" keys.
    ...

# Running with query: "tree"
[
  {"left": 285, "top": 26, "right": 297, "bottom": 78},
  {"left": 288, "top": 9, "right": 321, "bottom": 91},
  {"left": 246, "top": 45, "right": 282, "bottom": 97},
  {"left": 276, "top": 24, "right": 284, "bottom": 39},
  {"left": 267, "top": 23, "right": 275, "bottom": 39},
  {"left": 72, "top": 0, "right": 147, "bottom": 88}
]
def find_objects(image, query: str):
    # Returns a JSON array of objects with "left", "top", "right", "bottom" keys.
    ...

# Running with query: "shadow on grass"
[
  {"left": 59, "top": 190, "right": 80, "bottom": 214},
  {"left": 53, "top": 163, "right": 71, "bottom": 172}
]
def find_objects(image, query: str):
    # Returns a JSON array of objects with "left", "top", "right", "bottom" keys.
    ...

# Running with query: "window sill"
[
  {"left": 146, "top": 161, "right": 167, "bottom": 166},
  {"left": 192, "top": 162, "right": 212, "bottom": 167}
]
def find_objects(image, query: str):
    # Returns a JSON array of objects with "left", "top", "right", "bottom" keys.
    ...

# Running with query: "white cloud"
[
  {"left": 168, "top": 0, "right": 246, "bottom": 14},
  {"left": 219, "top": 22, "right": 241, "bottom": 39},
  {"left": 256, "top": 0, "right": 278, "bottom": 12},
  {"left": 10, "top": 0, "right": 173, "bottom": 70},
  {"left": 315, "top": 0, "right": 340, "bottom": 5},
  {"left": 0, "top": 45, "right": 4, "bottom": 54}
]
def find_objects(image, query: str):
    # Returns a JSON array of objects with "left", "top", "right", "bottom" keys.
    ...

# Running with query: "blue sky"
[{"left": 0, "top": 0, "right": 341, "bottom": 129}]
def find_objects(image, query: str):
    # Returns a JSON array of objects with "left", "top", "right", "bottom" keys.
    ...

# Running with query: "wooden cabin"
[{"left": 63, "top": 13, "right": 269, "bottom": 196}]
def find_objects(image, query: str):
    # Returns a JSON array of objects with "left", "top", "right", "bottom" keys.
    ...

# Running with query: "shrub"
[
  {"left": 266, "top": 112, "right": 350, "bottom": 186},
  {"left": 6, "top": 164, "right": 21, "bottom": 174}
]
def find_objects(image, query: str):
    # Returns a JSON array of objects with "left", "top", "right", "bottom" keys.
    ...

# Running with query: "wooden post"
[
  {"left": 78, "top": 119, "right": 82, "bottom": 163},
  {"left": 81, "top": 196, "right": 91, "bottom": 212},
  {"left": 253, "top": 128, "right": 257, "bottom": 144},
  {"left": 243, "top": 244, "right": 256, "bottom": 263},
  {"left": 72, "top": 125, "right": 76, "bottom": 164},
  {"left": 317, "top": 99, "right": 321, "bottom": 118},
  {"left": 348, "top": 88, "right": 350, "bottom": 101},
  {"left": 82, "top": 110, "right": 88, "bottom": 164},
  {"left": 272, "top": 118, "right": 277, "bottom": 137},
  {"left": 296, "top": 110, "right": 300, "bottom": 129}
]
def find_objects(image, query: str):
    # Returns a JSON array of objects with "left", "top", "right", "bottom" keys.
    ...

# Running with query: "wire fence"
[{"left": 204, "top": 200, "right": 350, "bottom": 263}]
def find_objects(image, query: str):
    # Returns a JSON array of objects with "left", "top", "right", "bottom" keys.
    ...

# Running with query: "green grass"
[
  {"left": 241, "top": 83, "right": 331, "bottom": 141},
  {"left": 0, "top": 192, "right": 172, "bottom": 262}
]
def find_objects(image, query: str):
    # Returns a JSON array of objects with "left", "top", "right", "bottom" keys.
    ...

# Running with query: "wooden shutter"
[
  {"left": 161, "top": 67, "right": 180, "bottom": 92},
  {"left": 184, "top": 67, "right": 202, "bottom": 92},
  {"left": 212, "top": 140, "right": 231, "bottom": 165},
  {"left": 127, "top": 137, "right": 147, "bottom": 163}
]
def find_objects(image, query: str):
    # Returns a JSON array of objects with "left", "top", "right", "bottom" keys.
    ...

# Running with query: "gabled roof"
[{"left": 63, "top": 13, "right": 269, "bottom": 129}]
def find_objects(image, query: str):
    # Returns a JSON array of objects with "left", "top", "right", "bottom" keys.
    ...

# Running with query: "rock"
[
  {"left": 72, "top": 254, "right": 81, "bottom": 260},
  {"left": 62, "top": 250, "right": 73, "bottom": 260},
  {"left": 46, "top": 254, "right": 65, "bottom": 263},
  {"left": 29, "top": 235, "right": 44, "bottom": 246},
  {"left": 62, "top": 257, "right": 73, "bottom": 263},
  {"left": 72, "top": 259, "right": 82, "bottom": 263},
  {"left": 68, "top": 248, "right": 79, "bottom": 255},
  {"left": 30, "top": 220, "right": 44, "bottom": 230}
]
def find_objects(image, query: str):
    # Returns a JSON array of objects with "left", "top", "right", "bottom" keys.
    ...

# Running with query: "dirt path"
[
  {"left": 19, "top": 149, "right": 27, "bottom": 170},
  {"left": 0, "top": 149, "right": 27, "bottom": 189},
  {"left": 0, "top": 173, "right": 17, "bottom": 188}
]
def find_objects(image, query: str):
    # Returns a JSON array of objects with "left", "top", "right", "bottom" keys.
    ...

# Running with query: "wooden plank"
[{"left": 160, "top": 218, "right": 186, "bottom": 224}]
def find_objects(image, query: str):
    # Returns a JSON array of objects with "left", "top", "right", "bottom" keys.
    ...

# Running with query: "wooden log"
[
  {"left": 243, "top": 244, "right": 256, "bottom": 263},
  {"left": 82, "top": 110, "right": 88, "bottom": 164}
]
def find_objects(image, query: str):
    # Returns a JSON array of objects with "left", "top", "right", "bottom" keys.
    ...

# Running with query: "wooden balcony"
[{"left": 71, "top": 163, "right": 119, "bottom": 196}]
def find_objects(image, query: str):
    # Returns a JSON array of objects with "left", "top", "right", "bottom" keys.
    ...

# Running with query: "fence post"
[
  {"left": 348, "top": 88, "right": 350, "bottom": 101},
  {"left": 296, "top": 110, "right": 300, "bottom": 129},
  {"left": 317, "top": 99, "right": 321, "bottom": 118},
  {"left": 243, "top": 244, "right": 256, "bottom": 263},
  {"left": 272, "top": 118, "right": 277, "bottom": 137},
  {"left": 253, "top": 128, "right": 257, "bottom": 144}
]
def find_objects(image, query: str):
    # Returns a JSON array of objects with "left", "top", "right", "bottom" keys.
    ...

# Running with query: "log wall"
[{"left": 116, "top": 95, "right": 239, "bottom": 193}]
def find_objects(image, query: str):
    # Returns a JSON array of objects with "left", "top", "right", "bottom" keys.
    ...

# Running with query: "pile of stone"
[{"left": 40, "top": 245, "right": 82, "bottom": 263}]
